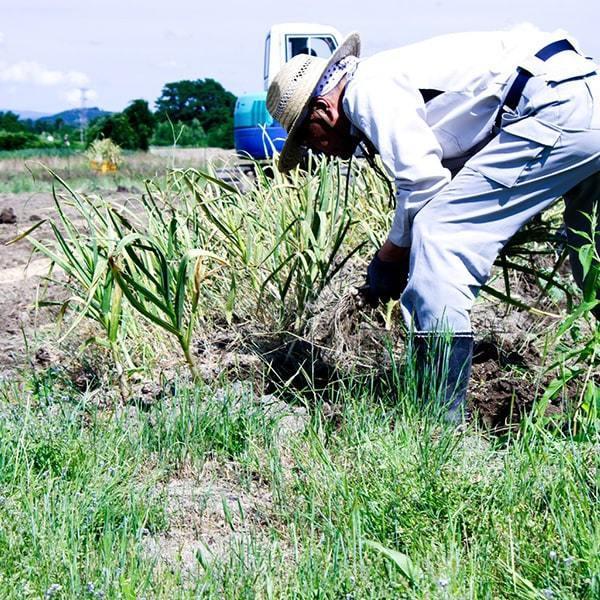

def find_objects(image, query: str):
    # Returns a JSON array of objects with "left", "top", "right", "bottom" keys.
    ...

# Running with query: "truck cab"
[
  {"left": 263, "top": 23, "right": 342, "bottom": 91},
  {"left": 234, "top": 23, "right": 343, "bottom": 160}
]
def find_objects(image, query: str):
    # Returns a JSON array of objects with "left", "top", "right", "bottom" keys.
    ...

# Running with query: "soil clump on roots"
[{"left": 188, "top": 277, "right": 555, "bottom": 430}]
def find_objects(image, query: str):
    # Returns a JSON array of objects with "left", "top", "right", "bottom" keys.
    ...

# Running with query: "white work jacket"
[{"left": 342, "top": 26, "right": 586, "bottom": 247}]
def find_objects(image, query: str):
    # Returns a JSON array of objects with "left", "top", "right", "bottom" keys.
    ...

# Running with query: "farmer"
[{"left": 266, "top": 26, "right": 600, "bottom": 421}]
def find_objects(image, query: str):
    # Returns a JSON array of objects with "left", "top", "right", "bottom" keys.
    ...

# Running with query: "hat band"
[{"left": 273, "top": 57, "right": 313, "bottom": 124}]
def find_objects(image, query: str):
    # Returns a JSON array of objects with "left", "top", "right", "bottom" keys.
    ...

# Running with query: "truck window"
[
  {"left": 264, "top": 34, "right": 271, "bottom": 82},
  {"left": 285, "top": 36, "right": 337, "bottom": 61}
]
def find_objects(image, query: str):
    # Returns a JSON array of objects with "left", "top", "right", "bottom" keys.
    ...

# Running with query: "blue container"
[{"left": 234, "top": 92, "right": 287, "bottom": 159}]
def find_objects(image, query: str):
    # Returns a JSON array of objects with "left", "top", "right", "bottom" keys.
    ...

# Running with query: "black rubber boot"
[{"left": 414, "top": 334, "right": 473, "bottom": 423}]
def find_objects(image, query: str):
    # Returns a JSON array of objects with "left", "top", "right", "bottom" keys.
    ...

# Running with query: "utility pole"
[{"left": 79, "top": 87, "right": 89, "bottom": 144}]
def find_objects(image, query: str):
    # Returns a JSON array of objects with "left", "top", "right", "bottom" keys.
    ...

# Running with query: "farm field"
[{"left": 0, "top": 149, "right": 598, "bottom": 599}]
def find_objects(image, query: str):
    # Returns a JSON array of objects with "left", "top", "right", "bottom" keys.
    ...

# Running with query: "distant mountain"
[
  {"left": 37, "top": 107, "right": 112, "bottom": 127},
  {"left": 3, "top": 109, "right": 52, "bottom": 120}
]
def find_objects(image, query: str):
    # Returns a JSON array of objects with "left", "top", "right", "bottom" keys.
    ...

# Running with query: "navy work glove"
[{"left": 361, "top": 252, "right": 409, "bottom": 307}]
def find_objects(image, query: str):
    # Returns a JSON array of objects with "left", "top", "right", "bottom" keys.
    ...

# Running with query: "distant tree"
[
  {"left": 206, "top": 121, "right": 234, "bottom": 149},
  {"left": 0, "top": 111, "right": 26, "bottom": 133},
  {"left": 87, "top": 114, "right": 138, "bottom": 150},
  {"left": 155, "top": 79, "right": 235, "bottom": 148},
  {"left": 0, "top": 131, "right": 39, "bottom": 150},
  {"left": 32, "top": 119, "right": 47, "bottom": 134},
  {"left": 151, "top": 118, "right": 208, "bottom": 147},
  {"left": 123, "top": 99, "right": 155, "bottom": 151},
  {"left": 87, "top": 100, "right": 154, "bottom": 151}
]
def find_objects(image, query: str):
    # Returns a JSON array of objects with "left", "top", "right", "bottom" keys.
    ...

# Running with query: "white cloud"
[
  {"left": 64, "top": 88, "right": 82, "bottom": 105},
  {"left": 64, "top": 88, "right": 98, "bottom": 106},
  {"left": 0, "top": 32, "right": 5, "bottom": 44},
  {"left": 0, "top": 61, "right": 90, "bottom": 87}
]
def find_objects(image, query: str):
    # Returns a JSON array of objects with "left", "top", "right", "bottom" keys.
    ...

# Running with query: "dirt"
[
  {"left": 0, "top": 190, "right": 135, "bottom": 377},
  {"left": 140, "top": 385, "right": 308, "bottom": 574},
  {"left": 0, "top": 207, "right": 17, "bottom": 224},
  {"left": 142, "top": 459, "right": 275, "bottom": 573},
  {"left": 468, "top": 284, "right": 575, "bottom": 426},
  {"left": 1, "top": 192, "right": 52, "bottom": 374}
]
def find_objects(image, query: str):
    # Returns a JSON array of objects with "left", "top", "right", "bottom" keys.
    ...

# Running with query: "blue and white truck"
[{"left": 234, "top": 23, "right": 343, "bottom": 160}]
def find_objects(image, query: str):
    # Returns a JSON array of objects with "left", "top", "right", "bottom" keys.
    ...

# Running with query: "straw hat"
[{"left": 266, "top": 32, "right": 361, "bottom": 172}]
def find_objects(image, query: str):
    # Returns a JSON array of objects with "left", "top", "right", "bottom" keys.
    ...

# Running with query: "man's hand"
[{"left": 361, "top": 241, "right": 410, "bottom": 307}]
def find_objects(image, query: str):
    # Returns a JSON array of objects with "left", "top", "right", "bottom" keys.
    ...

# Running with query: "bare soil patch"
[
  {"left": 0, "top": 190, "right": 134, "bottom": 375},
  {"left": 142, "top": 460, "right": 276, "bottom": 573}
]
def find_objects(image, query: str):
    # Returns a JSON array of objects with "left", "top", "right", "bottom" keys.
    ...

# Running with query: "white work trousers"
[{"left": 401, "top": 58, "right": 600, "bottom": 333}]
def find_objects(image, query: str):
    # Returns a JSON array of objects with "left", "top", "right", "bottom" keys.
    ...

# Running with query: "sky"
[{"left": 1, "top": 0, "right": 599, "bottom": 114}]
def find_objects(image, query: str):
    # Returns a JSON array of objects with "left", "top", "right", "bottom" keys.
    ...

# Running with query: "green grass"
[
  {"left": 0, "top": 370, "right": 596, "bottom": 599},
  {"left": 0, "top": 147, "right": 81, "bottom": 160},
  {"left": 2, "top": 149, "right": 597, "bottom": 598}
]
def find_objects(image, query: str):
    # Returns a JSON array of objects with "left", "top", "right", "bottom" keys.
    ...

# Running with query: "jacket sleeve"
[{"left": 343, "top": 74, "right": 451, "bottom": 247}]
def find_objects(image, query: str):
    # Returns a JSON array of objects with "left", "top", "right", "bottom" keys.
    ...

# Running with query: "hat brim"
[{"left": 277, "top": 32, "right": 361, "bottom": 173}]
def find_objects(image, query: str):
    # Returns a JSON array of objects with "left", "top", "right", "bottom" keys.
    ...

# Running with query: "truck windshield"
[{"left": 286, "top": 36, "right": 337, "bottom": 61}]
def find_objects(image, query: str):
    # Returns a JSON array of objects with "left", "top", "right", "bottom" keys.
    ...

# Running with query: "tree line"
[{"left": 0, "top": 78, "right": 236, "bottom": 151}]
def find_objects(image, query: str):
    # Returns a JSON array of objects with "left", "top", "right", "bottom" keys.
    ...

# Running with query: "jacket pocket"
[
  {"left": 545, "top": 55, "right": 596, "bottom": 84},
  {"left": 465, "top": 117, "right": 561, "bottom": 187}
]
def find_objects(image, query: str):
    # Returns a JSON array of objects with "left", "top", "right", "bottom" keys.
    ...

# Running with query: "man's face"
[
  {"left": 302, "top": 119, "right": 356, "bottom": 159},
  {"left": 299, "top": 94, "right": 358, "bottom": 160}
]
